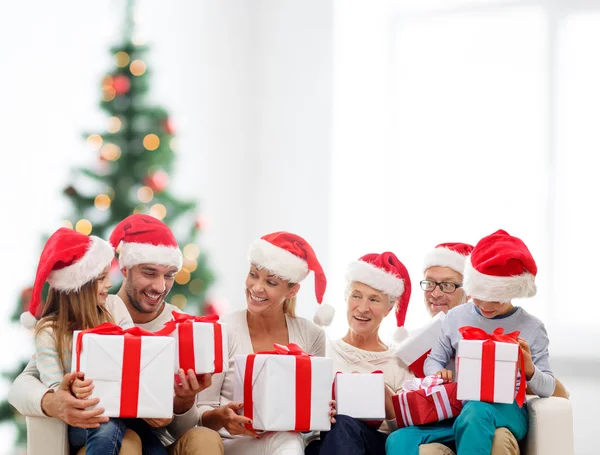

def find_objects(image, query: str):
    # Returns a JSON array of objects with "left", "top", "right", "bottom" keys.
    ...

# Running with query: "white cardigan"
[{"left": 196, "top": 309, "right": 326, "bottom": 438}]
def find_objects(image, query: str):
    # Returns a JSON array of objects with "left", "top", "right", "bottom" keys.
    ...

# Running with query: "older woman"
[
  {"left": 196, "top": 231, "right": 335, "bottom": 455},
  {"left": 305, "top": 252, "right": 414, "bottom": 455}
]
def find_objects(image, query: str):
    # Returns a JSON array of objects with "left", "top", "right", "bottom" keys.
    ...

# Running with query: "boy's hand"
[
  {"left": 436, "top": 369, "right": 453, "bottom": 383},
  {"left": 144, "top": 417, "right": 173, "bottom": 428},
  {"left": 518, "top": 337, "right": 535, "bottom": 380},
  {"left": 70, "top": 372, "right": 94, "bottom": 399}
]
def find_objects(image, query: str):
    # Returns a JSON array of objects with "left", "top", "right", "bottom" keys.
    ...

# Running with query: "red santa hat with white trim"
[
  {"left": 21, "top": 227, "right": 115, "bottom": 329},
  {"left": 345, "top": 252, "right": 412, "bottom": 343},
  {"left": 109, "top": 214, "right": 182, "bottom": 271},
  {"left": 247, "top": 231, "right": 333, "bottom": 326},
  {"left": 423, "top": 242, "right": 474, "bottom": 275},
  {"left": 464, "top": 229, "right": 537, "bottom": 302}
]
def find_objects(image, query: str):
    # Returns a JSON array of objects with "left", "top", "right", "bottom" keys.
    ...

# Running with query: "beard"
[{"left": 125, "top": 278, "right": 163, "bottom": 314}]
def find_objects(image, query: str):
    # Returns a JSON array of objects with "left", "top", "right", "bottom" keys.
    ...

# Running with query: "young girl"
[
  {"left": 24, "top": 227, "right": 167, "bottom": 455},
  {"left": 386, "top": 229, "right": 556, "bottom": 455}
]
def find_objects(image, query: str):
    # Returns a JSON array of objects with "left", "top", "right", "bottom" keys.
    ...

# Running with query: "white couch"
[{"left": 25, "top": 395, "right": 574, "bottom": 455}]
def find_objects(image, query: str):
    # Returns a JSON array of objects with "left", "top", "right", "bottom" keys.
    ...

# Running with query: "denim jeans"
[
  {"left": 69, "top": 418, "right": 167, "bottom": 455},
  {"left": 305, "top": 414, "right": 388, "bottom": 455}
]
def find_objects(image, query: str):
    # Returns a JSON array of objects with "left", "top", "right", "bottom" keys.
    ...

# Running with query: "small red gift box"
[{"left": 392, "top": 375, "right": 462, "bottom": 428}]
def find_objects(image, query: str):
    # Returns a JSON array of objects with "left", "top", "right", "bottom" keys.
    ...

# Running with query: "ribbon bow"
[
  {"left": 257, "top": 343, "right": 311, "bottom": 356},
  {"left": 156, "top": 311, "right": 220, "bottom": 336},
  {"left": 401, "top": 375, "right": 445, "bottom": 396},
  {"left": 458, "top": 326, "right": 526, "bottom": 407},
  {"left": 459, "top": 326, "right": 520, "bottom": 344}
]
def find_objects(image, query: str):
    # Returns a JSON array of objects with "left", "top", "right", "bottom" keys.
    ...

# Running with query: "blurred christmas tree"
[{"left": 0, "top": 0, "right": 215, "bottom": 446}]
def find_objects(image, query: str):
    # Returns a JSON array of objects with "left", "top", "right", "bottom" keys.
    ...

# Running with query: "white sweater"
[
  {"left": 196, "top": 309, "right": 326, "bottom": 438},
  {"left": 327, "top": 338, "right": 415, "bottom": 433}
]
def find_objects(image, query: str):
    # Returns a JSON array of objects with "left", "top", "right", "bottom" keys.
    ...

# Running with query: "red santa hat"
[
  {"left": 345, "top": 252, "right": 412, "bottom": 343},
  {"left": 422, "top": 242, "right": 474, "bottom": 275},
  {"left": 21, "top": 227, "right": 115, "bottom": 329},
  {"left": 464, "top": 229, "right": 537, "bottom": 303},
  {"left": 109, "top": 214, "right": 182, "bottom": 271},
  {"left": 247, "top": 231, "right": 333, "bottom": 326}
]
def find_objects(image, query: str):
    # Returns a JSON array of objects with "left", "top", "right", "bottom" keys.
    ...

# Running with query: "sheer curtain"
[{"left": 330, "top": 0, "right": 600, "bottom": 354}]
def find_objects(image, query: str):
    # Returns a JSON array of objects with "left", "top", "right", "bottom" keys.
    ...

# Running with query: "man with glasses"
[{"left": 418, "top": 242, "right": 521, "bottom": 455}]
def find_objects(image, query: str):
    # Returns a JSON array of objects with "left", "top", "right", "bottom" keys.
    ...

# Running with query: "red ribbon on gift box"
[
  {"left": 243, "top": 343, "right": 312, "bottom": 432},
  {"left": 458, "top": 326, "right": 526, "bottom": 407},
  {"left": 158, "top": 312, "right": 224, "bottom": 374},
  {"left": 75, "top": 322, "right": 158, "bottom": 417}
]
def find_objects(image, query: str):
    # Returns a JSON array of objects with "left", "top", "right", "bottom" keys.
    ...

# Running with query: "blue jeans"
[
  {"left": 305, "top": 414, "right": 388, "bottom": 455},
  {"left": 69, "top": 418, "right": 167, "bottom": 455},
  {"left": 386, "top": 400, "right": 528, "bottom": 455}
]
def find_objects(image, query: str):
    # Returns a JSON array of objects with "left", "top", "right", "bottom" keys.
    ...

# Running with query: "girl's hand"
[
  {"left": 517, "top": 337, "right": 535, "bottom": 380},
  {"left": 436, "top": 369, "right": 453, "bottom": 383},
  {"left": 329, "top": 400, "right": 337, "bottom": 424},
  {"left": 70, "top": 372, "right": 94, "bottom": 399}
]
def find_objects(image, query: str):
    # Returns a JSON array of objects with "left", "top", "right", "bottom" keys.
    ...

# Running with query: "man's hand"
[
  {"left": 70, "top": 372, "right": 93, "bottom": 400},
  {"left": 518, "top": 337, "right": 535, "bottom": 380},
  {"left": 436, "top": 369, "right": 453, "bottom": 383},
  {"left": 41, "top": 372, "right": 108, "bottom": 428},
  {"left": 202, "top": 402, "right": 260, "bottom": 438},
  {"left": 173, "top": 369, "right": 212, "bottom": 414},
  {"left": 144, "top": 417, "right": 173, "bottom": 428}
]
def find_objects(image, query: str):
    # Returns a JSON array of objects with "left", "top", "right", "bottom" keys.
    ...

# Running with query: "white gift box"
[
  {"left": 334, "top": 373, "right": 385, "bottom": 420},
  {"left": 456, "top": 339, "right": 519, "bottom": 404},
  {"left": 72, "top": 330, "right": 175, "bottom": 418},
  {"left": 168, "top": 321, "right": 228, "bottom": 375},
  {"left": 233, "top": 353, "right": 333, "bottom": 431},
  {"left": 396, "top": 312, "right": 445, "bottom": 377}
]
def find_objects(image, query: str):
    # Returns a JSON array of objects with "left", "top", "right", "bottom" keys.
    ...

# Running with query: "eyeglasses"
[{"left": 420, "top": 280, "right": 462, "bottom": 294}]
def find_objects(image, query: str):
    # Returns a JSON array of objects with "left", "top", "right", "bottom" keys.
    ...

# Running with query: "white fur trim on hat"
[
  {"left": 346, "top": 261, "right": 405, "bottom": 298},
  {"left": 423, "top": 247, "right": 467, "bottom": 275},
  {"left": 118, "top": 241, "right": 183, "bottom": 270},
  {"left": 463, "top": 260, "right": 537, "bottom": 303},
  {"left": 247, "top": 239, "right": 309, "bottom": 283},
  {"left": 313, "top": 302, "right": 335, "bottom": 327},
  {"left": 47, "top": 236, "right": 115, "bottom": 292}
]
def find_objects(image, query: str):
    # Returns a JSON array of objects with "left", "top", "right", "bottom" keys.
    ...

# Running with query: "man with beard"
[{"left": 9, "top": 214, "right": 223, "bottom": 455}]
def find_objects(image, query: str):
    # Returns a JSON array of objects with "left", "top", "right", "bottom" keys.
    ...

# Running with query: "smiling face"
[
  {"left": 245, "top": 265, "right": 299, "bottom": 316},
  {"left": 95, "top": 265, "right": 112, "bottom": 306},
  {"left": 423, "top": 266, "right": 467, "bottom": 316},
  {"left": 123, "top": 263, "right": 177, "bottom": 315},
  {"left": 346, "top": 281, "right": 394, "bottom": 339}
]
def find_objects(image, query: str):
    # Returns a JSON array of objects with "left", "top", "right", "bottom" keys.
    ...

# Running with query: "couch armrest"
[
  {"left": 26, "top": 416, "right": 68, "bottom": 455},
  {"left": 522, "top": 395, "right": 574, "bottom": 455}
]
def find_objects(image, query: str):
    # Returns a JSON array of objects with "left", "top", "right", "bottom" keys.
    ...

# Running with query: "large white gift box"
[
  {"left": 161, "top": 312, "right": 228, "bottom": 375},
  {"left": 333, "top": 372, "right": 385, "bottom": 420},
  {"left": 396, "top": 312, "right": 445, "bottom": 377},
  {"left": 72, "top": 325, "right": 175, "bottom": 418},
  {"left": 233, "top": 344, "right": 333, "bottom": 432},
  {"left": 456, "top": 337, "right": 520, "bottom": 404}
]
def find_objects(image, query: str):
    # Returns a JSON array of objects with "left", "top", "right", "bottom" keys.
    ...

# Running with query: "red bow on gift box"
[
  {"left": 244, "top": 343, "right": 313, "bottom": 432},
  {"left": 458, "top": 326, "right": 526, "bottom": 407},
  {"left": 74, "top": 322, "right": 160, "bottom": 417},
  {"left": 157, "top": 311, "right": 224, "bottom": 375}
]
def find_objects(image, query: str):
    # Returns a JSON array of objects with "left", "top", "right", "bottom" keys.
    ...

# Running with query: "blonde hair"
[
  {"left": 35, "top": 280, "right": 113, "bottom": 371},
  {"left": 283, "top": 295, "right": 297, "bottom": 317}
]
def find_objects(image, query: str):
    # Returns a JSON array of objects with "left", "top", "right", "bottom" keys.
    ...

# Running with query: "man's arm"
[{"left": 8, "top": 357, "right": 49, "bottom": 417}]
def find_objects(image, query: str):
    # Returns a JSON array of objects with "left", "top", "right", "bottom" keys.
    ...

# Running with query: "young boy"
[{"left": 386, "top": 229, "right": 555, "bottom": 455}]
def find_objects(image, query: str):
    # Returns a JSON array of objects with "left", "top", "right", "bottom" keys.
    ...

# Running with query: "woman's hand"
[
  {"left": 70, "top": 372, "right": 93, "bottom": 399},
  {"left": 384, "top": 386, "right": 396, "bottom": 420},
  {"left": 202, "top": 402, "right": 260, "bottom": 439},
  {"left": 329, "top": 400, "right": 337, "bottom": 424}
]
